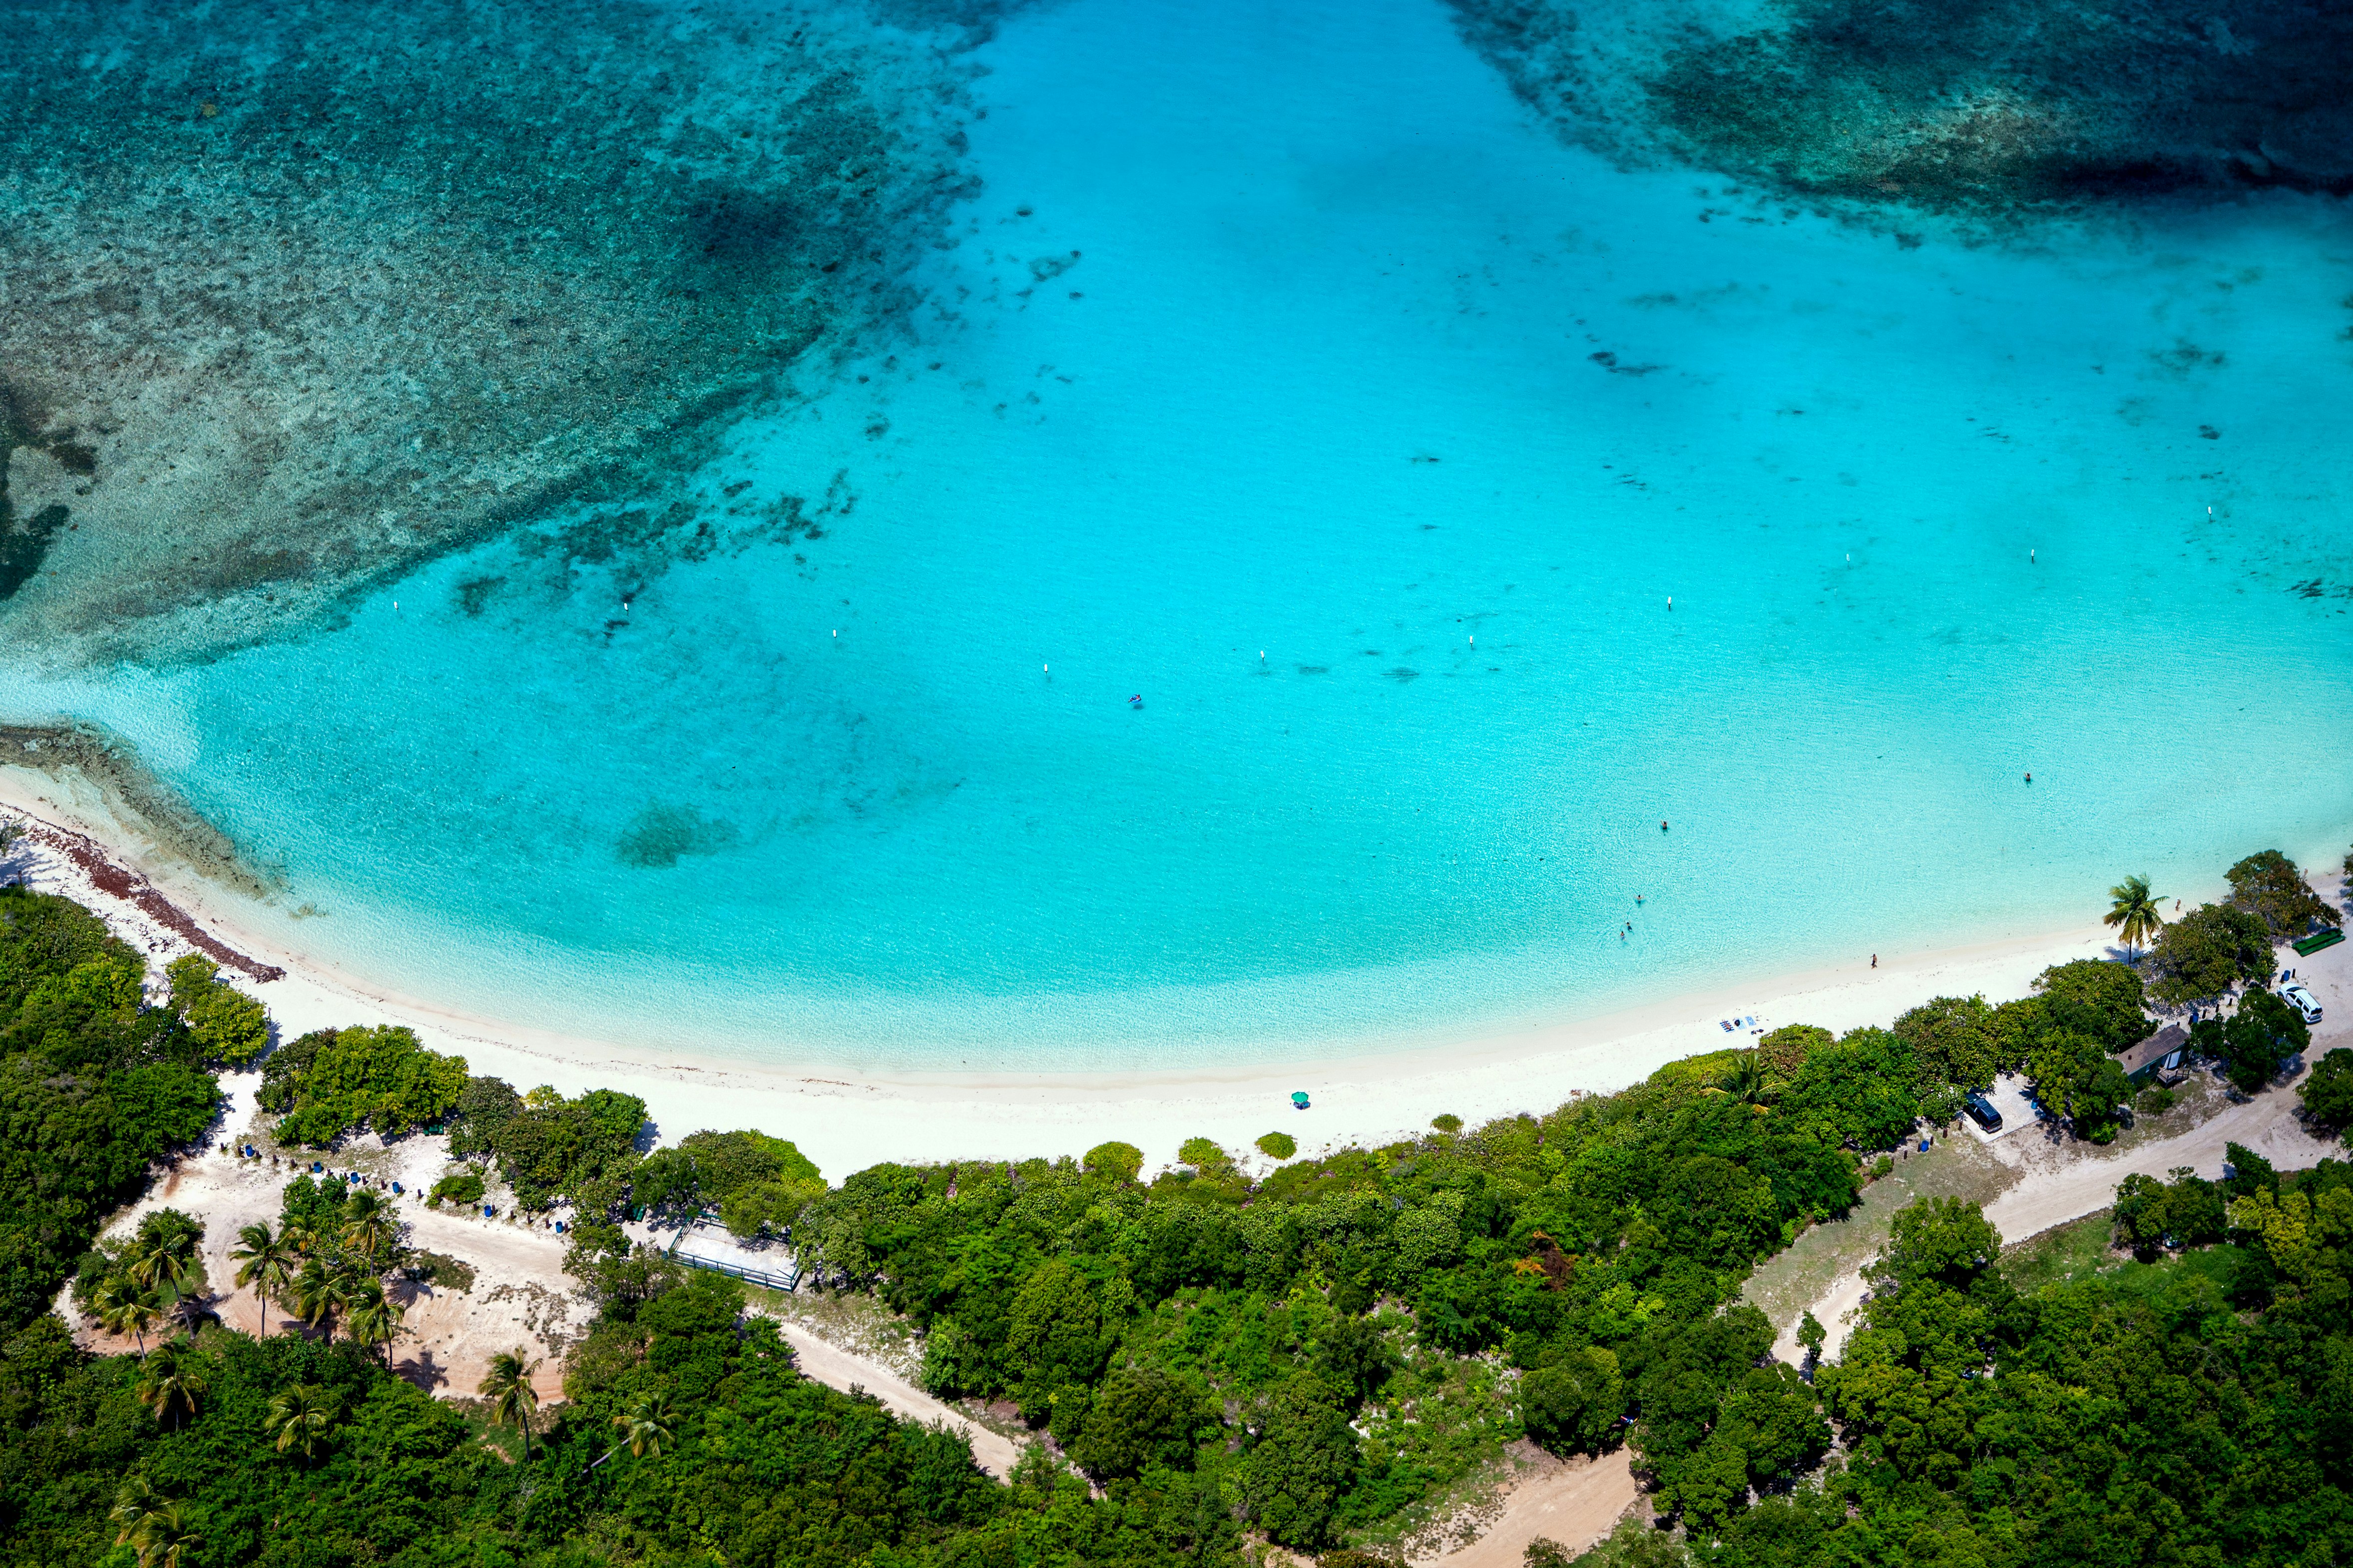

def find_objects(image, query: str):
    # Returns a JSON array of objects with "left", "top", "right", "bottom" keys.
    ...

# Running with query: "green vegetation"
[
  {"left": 2303, "top": 1047, "right": 2353, "bottom": 1133},
  {"left": 2192, "top": 987, "right": 2312, "bottom": 1093},
  {"left": 163, "top": 955, "right": 269, "bottom": 1069},
  {"left": 425, "top": 1170, "right": 485, "bottom": 1208},
  {"left": 0, "top": 886, "right": 220, "bottom": 1335},
  {"left": 4, "top": 845, "right": 2340, "bottom": 1566},
  {"left": 2147, "top": 899, "right": 2275, "bottom": 1005},
  {"left": 1257, "top": 1130, "right": 1298, "bottom": 1159},
  {"left": 2228, "top": 848, "right": 2341, "bottom": 937},
  {"left": 2104, "top": 871, "right": 2165, "bottom": 959},
  {"left": 631, "top": 1127, "right": 822, "bottom": 1237},
  {"left": 259, "top": 1025, "right": 468, "bottom": 1146}
]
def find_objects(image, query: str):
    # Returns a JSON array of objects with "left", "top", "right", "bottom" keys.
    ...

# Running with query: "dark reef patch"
[
  {"left": 0, "top": 0, "right": 1014, "bottom": 664},
  {"left": 616, "top": 804, "right": 744, "bottom": 869},
  {"left": 1448, "top": 0, "right": 2353, "bottom": 218}
]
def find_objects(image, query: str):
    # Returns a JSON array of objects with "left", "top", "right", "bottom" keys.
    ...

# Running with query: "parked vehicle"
[
  {"left": 2284, "top": 983, "right": 2324, "bottom": 1026},
  {"left": 1963, "top": 1092, "right": 2003, "bottom": 1133}
]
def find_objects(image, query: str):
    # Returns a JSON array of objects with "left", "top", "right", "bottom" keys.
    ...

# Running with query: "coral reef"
[
  {"left": 1449, "top": 0, "right": 2353, "bottom": 216},
  {"left": 0, "top": 0, "right": 1013, "bottom": 664}
]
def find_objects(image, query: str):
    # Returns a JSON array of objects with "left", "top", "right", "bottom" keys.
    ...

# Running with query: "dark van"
[{"left": 1963, "top": 1093, "right": 2003, "bottom": 1133}]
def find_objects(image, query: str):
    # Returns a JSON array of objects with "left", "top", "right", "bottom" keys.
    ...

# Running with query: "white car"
[{"left": 2284, "top": 983, "right": 2324, "bottom": 1026}]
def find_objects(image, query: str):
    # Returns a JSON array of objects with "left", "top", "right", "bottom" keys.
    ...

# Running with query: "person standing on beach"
[{"left": 1871, "top": 954, "right": 1878, "bottom": 968}]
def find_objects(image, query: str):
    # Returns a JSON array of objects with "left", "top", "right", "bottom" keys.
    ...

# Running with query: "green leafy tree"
[
  {"left": 2032, "top": 959, "right": 2154, "bottom": 1052},
  {"left": 2302, "top": 1048, "right": 2353, "bottom": 1133},
  {"left": 1891, "top": 994, "right": 2001, "bottom": 1096},
  {"left": 1069, "top": 1364, "right": 1215, "bottom": 1478},
  {"left": 2148, "top": 902, "right": 2275, "bottom": 1006},
  {"left": 1006, "top": 1258, "right": 1116, "bottom": 1419},
  {"left": 2023, "top": 1029, "right": 2132, "bottom": 1140},
  {"left": 265, "top": 1383, "right": 339, "bottom": 1465},
  {"left": 2219, "top": 989, "right": 2310, "bottom": 1092},
  {"left": 1247, "top": 1374, "right": 1360, "bottom": 1549},
  {"left": 265, "top": 1024, "right": 468, "bottom": 1145},
  {"left": 164, "top": 954, "right": 271, "bottom": 1068},
  {"left": 1796, "top": 1310, "right": 1825, "bottom": 1370},
  {"left": 2104, "top": 873, "right": 2166, "bottom": 959},
  {"left": 2228, "top": 849, "right": 2340, "bottom": 936},
  {"left": 1520, "top": 1346, "right": 1626, "bottom": 1455},
  {"left": 2112, "top": 1168, "right": 2227, "bottom": 1257},
  {"left": 480, "top": 1348, "right": 541, "bottom": 1462}
]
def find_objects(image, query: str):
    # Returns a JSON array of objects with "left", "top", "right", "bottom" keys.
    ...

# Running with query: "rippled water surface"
[{"left": 4, "top": 0, "right": 2349, "bottom": 1069}]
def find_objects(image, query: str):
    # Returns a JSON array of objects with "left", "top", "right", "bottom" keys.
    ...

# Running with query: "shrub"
[
  {"left": 1430, "top": 1113, "right": 1462, "bottom": 1134},
  {"left": 164, "top": 955, "right": 271, "bottom": 1068},
  {"left": 1081, "top": 1141, "right": 1143, "bottom": 1183},
  {"left": 1257, "top": 1131, "right": 1298, "bottom": 1160},
  {"left": 2137, "top": 1084, "right": 2177, "bottom": 1116},
  {"left": 427, "top": 1172, "right": 484, "bottom": 1208},
  {"left": 266, "top": 1025, "right": 468, "bottom": 1146}
]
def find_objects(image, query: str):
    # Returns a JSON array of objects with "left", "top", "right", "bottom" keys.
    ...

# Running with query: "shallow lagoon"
[{"left": 4, "top": 0, "right": 2350, "bottom": 1070}]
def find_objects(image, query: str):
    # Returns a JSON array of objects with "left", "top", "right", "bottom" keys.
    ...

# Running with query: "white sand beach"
[{"left": 0, "top": 776, "right": 2170, "bottom": 1178}]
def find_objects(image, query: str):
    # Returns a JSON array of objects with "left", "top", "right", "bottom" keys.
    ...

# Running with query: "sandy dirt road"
[
  {"left": 767, "top": 1319, "right": 1027, "bottom": 1477},
  {"left": 1430, "top": 1448, "right": 1640, "bottom": 1567}
]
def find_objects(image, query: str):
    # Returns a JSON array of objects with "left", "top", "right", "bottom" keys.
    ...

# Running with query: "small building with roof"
[{"left": 2117, "top": 1022, "right": 2189, "bottom": 1085}]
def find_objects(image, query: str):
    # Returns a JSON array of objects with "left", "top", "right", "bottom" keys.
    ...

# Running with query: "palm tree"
[
  {"left": 1718, "top": 1053, "right": 1769, "bottom": 1105},
  {"left": 345, "top": 1278, "right": 404, "bottom": 1370},
  {"left": 135, "top": 1338, "right": 209, "bottom": 1429},
  {"left": 2106, "top": 874, "right": 2166, "bottom": 961},
  {"left": 289, "top": 1257, "right": 350, "bottom": 1342},
  {"left": 126, "top": 1220, "right": 202, "bottom": 1306},
  {"left": 109, "top": 1476, "right": 168, "bottom": 1548},
  {"left": 93, "top": 1274, "right": 159, "bottom": 1353},
  {"left": 479, "top": 1349, "right": 541, "bottom": 1463},
  {"left": 231, "top": 1222, "right": 295, "bottom": 1338},
  {"left": 110, "top": 1478, "right": 199, "bottom": 1568},
  {"left": 587, "top": 1392, "right": 675, "bottom": 1474},
  {"left": 342, "top": 1190, "right": 399, "bottom": 1264},
  {"left": 266, "top": 1384, "right": 339, "bottom": 1465}
]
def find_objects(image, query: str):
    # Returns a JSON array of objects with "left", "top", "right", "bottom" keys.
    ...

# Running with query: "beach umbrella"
[{"left": 1290, "top": 1091, "right": 1310, "bottom": 1109}]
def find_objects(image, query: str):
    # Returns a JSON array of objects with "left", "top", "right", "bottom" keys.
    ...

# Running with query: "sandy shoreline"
[{"left": 0, "top": 775, "right": 2151, "bottom": 1178}]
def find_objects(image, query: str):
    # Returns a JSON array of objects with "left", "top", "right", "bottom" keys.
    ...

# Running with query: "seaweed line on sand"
[{"left": 1, "top": 797, "right": 284, "bottom": 984}]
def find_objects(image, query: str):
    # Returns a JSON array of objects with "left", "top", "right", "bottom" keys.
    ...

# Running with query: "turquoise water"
[{"left": 5, "top": 0, "right": 2351, "bottom": 1070}]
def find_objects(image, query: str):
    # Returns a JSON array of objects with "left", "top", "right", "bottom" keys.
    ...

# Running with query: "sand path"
[
  {"left": 763, "top": 1318, "right": 1027, "bottom": 1478},
  {"left": 1431, "top": 1449, "right": 1640, "bottom": 1566}
]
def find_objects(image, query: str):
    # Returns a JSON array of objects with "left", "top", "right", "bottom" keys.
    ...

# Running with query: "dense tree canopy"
[
  {"left": 0, "top": 888, "right": 219, "bottom": 1337},
  {"left": 2228, "top": 848, "right": 2340, "bottom": 937}
]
